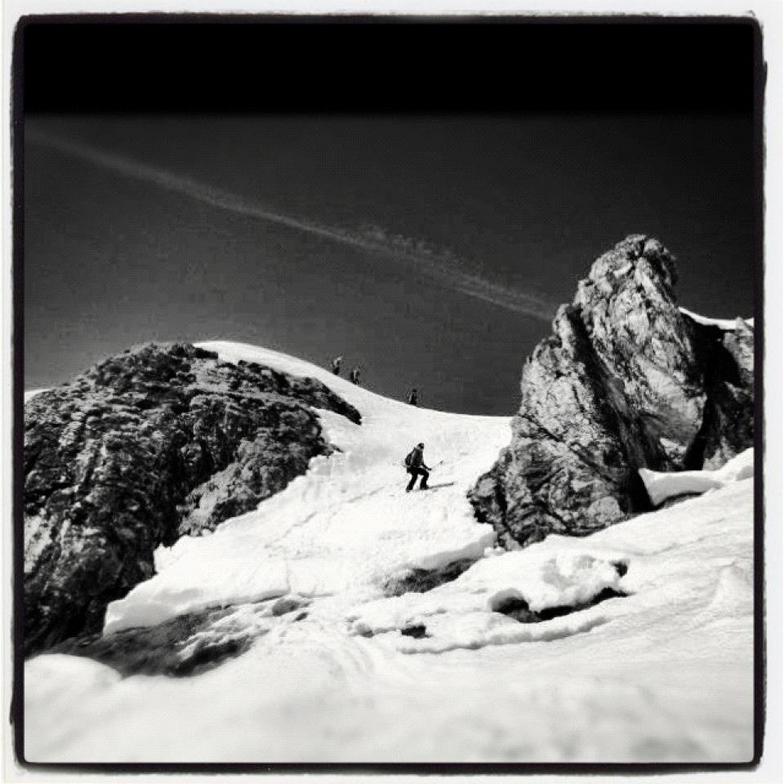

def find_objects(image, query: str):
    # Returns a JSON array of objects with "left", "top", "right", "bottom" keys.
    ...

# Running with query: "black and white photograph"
[{"left": 9, "top": 8, "right": 775, "bottom": 773}]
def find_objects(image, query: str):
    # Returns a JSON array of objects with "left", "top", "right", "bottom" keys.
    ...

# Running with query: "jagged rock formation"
[
  {"left": 24, "top": 343, "right": 360, "bottom": 654},
  {"left": 469, "top": 235, "right": 754, "bottom": 548}
]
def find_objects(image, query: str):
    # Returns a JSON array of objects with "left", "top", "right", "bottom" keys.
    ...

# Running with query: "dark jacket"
[{"left": 408, "top": 446, "right": 429, "bottom": 471}]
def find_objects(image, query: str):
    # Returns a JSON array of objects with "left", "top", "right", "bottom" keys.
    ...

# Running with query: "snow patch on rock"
[
  {"left": 679, "top": 307, "right": 754, "bottom": 330},
  {"left": 24, "top": 388, "right": 49, "bottom": 402},
  {"left": 346, "top": 548, "right": 626, "bottom": 653},
  {"left": 639, "top": 448, "right": 753, "bottom": 507}
]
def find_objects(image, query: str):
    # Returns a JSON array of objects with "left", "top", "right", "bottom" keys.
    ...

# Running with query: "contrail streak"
[{"left": 27, "top": 129, "right": 556, "bottom": 321}]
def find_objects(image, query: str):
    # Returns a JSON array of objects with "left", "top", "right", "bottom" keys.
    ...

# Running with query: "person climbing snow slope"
[{"left": 404, "top": 442, "right": 431, "bottom": 492}]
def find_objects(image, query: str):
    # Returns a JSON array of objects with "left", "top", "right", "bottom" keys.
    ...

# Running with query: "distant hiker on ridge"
[
  {"left": 350, "top": 366, "right": 361, "bottom": 385},
  {"left": 331, "top": 356, "right": 343, "bottom": 376},
  {"left": 404, "top": 442, "right": 431, "bottom": 492},
  {"left": 407, "top": 388, "right": 419, "bottom": 406}
]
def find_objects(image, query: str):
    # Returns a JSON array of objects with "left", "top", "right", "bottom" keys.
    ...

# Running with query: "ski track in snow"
[{"left": 24, "top": 341, "right": 755, "bottom": 763}]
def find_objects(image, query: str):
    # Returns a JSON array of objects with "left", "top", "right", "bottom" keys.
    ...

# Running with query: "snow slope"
[
  {"left": 24, "top": 342, "right": 755, "bottom": 764},
  {"left": 103, "top": 341, "right": 508, "bottom": 633}
]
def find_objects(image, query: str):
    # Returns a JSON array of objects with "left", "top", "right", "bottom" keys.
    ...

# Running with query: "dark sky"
[{"left": 21, "top": 22, "right": 759, "bottom": 415}]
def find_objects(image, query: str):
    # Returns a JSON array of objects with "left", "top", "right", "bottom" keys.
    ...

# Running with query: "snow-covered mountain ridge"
[
  {"left": 25, "top": 337, "right": 755, "bottom": 762},
  {"left": 103, "top": 339, "right": 513, "bottom": 634},
  {"left": 22, "top": 234, "right": 755, "bottom": 762}
]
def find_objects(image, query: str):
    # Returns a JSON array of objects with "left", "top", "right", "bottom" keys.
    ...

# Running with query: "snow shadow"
[{"left": 418, "top": 482, "right": 457, "bottom": 491}]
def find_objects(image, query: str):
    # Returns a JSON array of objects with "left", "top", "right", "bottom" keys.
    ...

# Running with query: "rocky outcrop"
[
  {"left": 49, "top": 602, "right": 262, "bottom": 677},
  {"left": 690, "top": 318, "right": 754, "bottom": 469},
  {"left": 24, "top": 343, "right": 360, "bottom": 654},
  {"left": 383, "top": 558, "right": 476, "bottom": 597},
  {"left": 49, "top": 593, "right": 312, "bottom": 677},
  {"left": 469, "top": 236, "right": 754, "bottom": 548}
]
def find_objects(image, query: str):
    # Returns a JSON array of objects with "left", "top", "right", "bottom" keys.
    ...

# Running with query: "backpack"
[{"left": 404, "top": 449, "right": 417, "bottom": 469}]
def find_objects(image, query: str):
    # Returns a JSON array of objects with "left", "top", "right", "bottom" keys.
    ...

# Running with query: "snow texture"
[{"left": 24, "top": 341, "right": 754, "bottom": 763}]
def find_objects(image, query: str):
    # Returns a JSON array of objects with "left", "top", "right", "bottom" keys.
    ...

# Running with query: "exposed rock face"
[
  {"left": 48, "top": 593, "right": 312, "bottom": 677},
  {"left": 49, "top": 603, "right": 262, "bottom": 677},
  {"left": 692, "top": 318, "right": 754, "bottom": 469},
  {"left": 383, "top": 558, "right": 476, "bottom": 597},
  {"left": 469, "top": 236, "right": 754, "bottom": 548},
  {"left": 24, "top": 343, "right": 360, "bottom": 654}
]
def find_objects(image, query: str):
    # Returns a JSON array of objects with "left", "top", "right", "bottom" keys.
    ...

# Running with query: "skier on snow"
[
  {"left": 407, "top": 387, "right": 419, "bottom": 406},
  {"left": 404, "top": 442, "right": 431, "bottom": 492},
  {"left": 331, "top": 356, "right": 343, "bottom": 376},
  {"left": 350, "top": 366, "right": 362, "bottom": 385}
]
